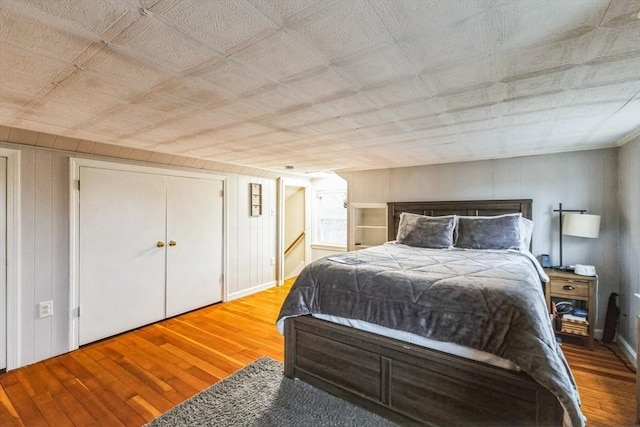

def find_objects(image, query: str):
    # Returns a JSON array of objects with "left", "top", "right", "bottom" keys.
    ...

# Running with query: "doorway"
[
  {"left": 0, "top": 148, "right": 19, "bottom": 371},
  {"left": 284, "top": 186, "right": 306, "bottom": 279},
  {"left": 277, "top": 178, "right": 310, "bottom": 285}
]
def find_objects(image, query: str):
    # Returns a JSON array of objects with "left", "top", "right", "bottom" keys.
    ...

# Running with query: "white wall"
[
  {"left": 311, "top": 246, "right": 346, "bottom": 261},
  {"left": 1, "top": 140, "right": 276, "bottom": 368},
  {"left": 618, "top": 135, "right": 640, "bottom": 360},
  {"left": 341, "top": 148, "right": 619, "bottom": 335},
  {"left": 226, "top": 173, "right": 277, "bottom": 300}
]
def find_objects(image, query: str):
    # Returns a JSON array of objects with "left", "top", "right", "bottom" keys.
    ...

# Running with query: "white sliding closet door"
[
  {"left": 79, "top": 167, "right": 166, "bottom": 345},
  {"left": 0, "top": 157, "right": 6, "bottom": 370},
  {"left": 165, "top": 176, "right": 223, "bottom": 317}
]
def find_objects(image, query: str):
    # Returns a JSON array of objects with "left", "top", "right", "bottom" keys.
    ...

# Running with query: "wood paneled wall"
[
  {"left": 340, "top": 148, "right": 619, "bottom": 337},
  {"left": 618, "top": 136, "right": 640, "bottom": 361},
  {"left": 1, "top": 141, "right": 277, "bottom": 368}
]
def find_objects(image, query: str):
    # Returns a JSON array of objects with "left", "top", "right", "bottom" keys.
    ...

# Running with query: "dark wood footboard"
[{"left": 284, "top": 316, "right": 563, "bottom": 426}]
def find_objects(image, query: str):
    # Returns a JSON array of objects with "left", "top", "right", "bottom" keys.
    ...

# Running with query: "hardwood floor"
[
  {"left": 562, "top": 341, "right": 637, "bottom": 426},
  {"left": 0, "top": 280, "right": 636, "bottom": 426}
]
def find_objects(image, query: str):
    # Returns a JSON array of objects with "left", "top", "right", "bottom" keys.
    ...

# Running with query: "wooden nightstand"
[{"left": 543, "top": 268, "right": 596, "bottom": 349}]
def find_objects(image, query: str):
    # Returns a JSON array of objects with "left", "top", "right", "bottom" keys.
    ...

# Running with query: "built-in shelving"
[{"left": 350, "top": 203, "right": 387, "bottom": 251}]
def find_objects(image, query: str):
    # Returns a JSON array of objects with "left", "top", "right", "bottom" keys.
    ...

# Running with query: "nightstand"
[{"left": 543, "top": 268, "right": 596, "bottom": 349}]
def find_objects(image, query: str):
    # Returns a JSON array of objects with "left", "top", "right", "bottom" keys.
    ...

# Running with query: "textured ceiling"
[{"left": 1, "top": 0, "right": 639, "bottom": 174}]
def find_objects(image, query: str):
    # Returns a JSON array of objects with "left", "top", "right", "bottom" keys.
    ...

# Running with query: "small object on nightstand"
[
  {"left": 574, "top": 264, "right": 596, "bottom": 276},
  {"left": 537, "top": 254, "right": 551, "bottom": 268},
  {"left": 572, "top": 308, "right": 587, "bottom": 317}
]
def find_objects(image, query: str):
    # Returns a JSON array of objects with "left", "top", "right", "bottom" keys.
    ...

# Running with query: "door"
[
  {"left": 165, "top": 176, "right": 224, "bottom": 317},
  {"left": 79, "top": 167, "right": 167, "bottom": 345},
  {"left": 0, "top": 157, "right": 6, "bottom": 370}
]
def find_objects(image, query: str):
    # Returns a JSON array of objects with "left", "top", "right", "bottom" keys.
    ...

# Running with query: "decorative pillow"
[
  {"left": 396, "top": 213, "right": 455, "bottom": 249},
  {"left": 520, "top": 217, "right": 533, "bottom": 251},
  {"left": 455, "top": 213, "right": 522, "bottom": 250}
]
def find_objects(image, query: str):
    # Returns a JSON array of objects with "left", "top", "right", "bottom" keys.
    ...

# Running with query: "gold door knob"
[
  {"left": 156, "top": 241, "right": 165, "bottom": 248},
  {"left": 169, "top": 240, "right": 177, "bottom": 247}
]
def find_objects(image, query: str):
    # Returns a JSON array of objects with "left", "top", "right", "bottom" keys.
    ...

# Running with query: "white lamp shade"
[{"left": 562, "top": 213, "right": 600, "bottom": 238}]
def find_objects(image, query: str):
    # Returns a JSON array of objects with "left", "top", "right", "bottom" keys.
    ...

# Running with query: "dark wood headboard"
[{"left": 387, "top": 199, "right": 532, "bottom": 241}]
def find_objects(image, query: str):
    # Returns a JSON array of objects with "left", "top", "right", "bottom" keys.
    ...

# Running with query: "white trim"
[
  {"left": 276, "top": 178, "right": 284, "bottom": 286},
  {"left": 68, "top": 157, "right": 228, "bottom": 180},
  {"left": 69, "top": 159, "right": 79, "bottom": 351},
  {"left": 226, "top": 281, "right": 276, "bottom": 301},
  {"left": 69, "top": 157, "right": 228, "bottom": 351},
  {"left": 304, "top": 187, "right": 312, "bottom": 265},
  {"left": 276, "top": 177, "right": 311, "bottom": 286},
  {"left": 0, "top": 148, "right": 20, "bottom": 370},
  {"left": 310, "top": 244, "right": 347, "bottom": 252},
  {"left": 615, "top": 128, "right": 640, "bottom": 147},
  {"left": 617, "top": 332, "right": 637, "bottom": 367},
  {"left": 221, "top": 178, "right": 229, "bottom": 302}
]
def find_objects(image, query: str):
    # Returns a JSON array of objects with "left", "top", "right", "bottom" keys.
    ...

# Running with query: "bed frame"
[{"left": 284, "top": 199, "right": 564, "bottom": 426}]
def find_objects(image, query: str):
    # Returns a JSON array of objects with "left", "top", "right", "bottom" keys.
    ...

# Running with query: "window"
[{"left": 313, "top": 189, "right": 347, "bottom": 247}]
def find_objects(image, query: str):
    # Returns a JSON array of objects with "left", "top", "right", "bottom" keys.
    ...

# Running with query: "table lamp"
[{"left": 553, "top": 203, "right": 600, "bottom": 270}]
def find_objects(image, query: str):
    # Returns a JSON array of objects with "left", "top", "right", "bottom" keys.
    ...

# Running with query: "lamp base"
[{"left": 552, "top": 265, "right": 575, "bottom": 272}]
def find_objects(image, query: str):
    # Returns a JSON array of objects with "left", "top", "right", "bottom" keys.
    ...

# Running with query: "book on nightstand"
[{"left": 561, "top": 316, "right": 589, "bottom": 336}]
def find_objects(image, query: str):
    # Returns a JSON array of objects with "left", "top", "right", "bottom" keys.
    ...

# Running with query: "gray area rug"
[{"left": 146, "top": 357, "right": 397, "bottom": 427}]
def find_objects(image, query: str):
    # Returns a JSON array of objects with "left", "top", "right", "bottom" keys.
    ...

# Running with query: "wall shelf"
[{"left": 350, "top": 203, "right": 387, "bottom": 251}]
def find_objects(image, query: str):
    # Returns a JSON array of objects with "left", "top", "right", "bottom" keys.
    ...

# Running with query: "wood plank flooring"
[
  {"left": 562, "top": 341, "right": 637, "bottom": 426},
  {"left": 0, "top": 279, "right": 636, "bottom": 426}
]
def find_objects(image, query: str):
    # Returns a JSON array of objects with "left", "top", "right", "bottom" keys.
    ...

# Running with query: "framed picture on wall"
[{"left": 251, "top": 183, "right": 262, "bottom": 216}]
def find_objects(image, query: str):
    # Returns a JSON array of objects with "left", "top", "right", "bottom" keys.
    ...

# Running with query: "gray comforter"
[{"left": 277, "top": 243, "right": 585, "bottom": 427}]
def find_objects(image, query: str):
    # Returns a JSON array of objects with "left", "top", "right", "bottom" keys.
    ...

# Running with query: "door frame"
[
  {"left": 276, "top": 177, "right": 311, "bottom": 285},
  {"left": 0, "top": 148, "right": 20, "bottom": 370},
  {"left": 69, "top": 158, "right": 227, "bottom": 351}
]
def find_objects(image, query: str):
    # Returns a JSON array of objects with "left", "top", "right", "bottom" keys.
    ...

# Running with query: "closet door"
[
  {"left": 79, "top": 167, "right": 166, "bottom": 345},
  {"left": 165, "top": 176, "right": 224, "bottom": 317},
  {"left": 0, "top": 157, "right": 6, "bottom": 370}
]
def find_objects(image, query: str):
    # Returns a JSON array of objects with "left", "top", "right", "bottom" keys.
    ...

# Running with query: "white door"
[
  {"left": 79, "top": 167, "right": 167, "bottom": 345},
  {"left": 165, "top": 176, "right": 223, "bottom": 317},
  {"left": 0, "top": 157, "right": 6, "bottom": 370}
]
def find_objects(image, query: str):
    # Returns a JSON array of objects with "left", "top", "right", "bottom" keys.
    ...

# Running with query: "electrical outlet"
[
  {"left": 39, "top": 300, "right": 53, "bottom": 318},
  {"left": 271, "top": 257, "right": 275, "bottom": 266}
]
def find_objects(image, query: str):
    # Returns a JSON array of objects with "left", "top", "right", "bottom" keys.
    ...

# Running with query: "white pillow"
[{"left": 520, "top": 217, "right": 533, "bottom": 251}]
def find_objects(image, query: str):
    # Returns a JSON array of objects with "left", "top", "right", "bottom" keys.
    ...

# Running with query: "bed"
[{"left": 277, "top": 199, "right": 584, "bottom": 427}]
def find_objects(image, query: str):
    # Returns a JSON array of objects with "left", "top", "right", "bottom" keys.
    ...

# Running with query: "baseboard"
[
  {"left": 226, "top": 281, "right": 276, "bottom": 301},
  {"left": 617, "top": 333, "right": 638, "bottom": 368},
  {"left": 594, "top": 328, "right": 603, "bottom": 340}
]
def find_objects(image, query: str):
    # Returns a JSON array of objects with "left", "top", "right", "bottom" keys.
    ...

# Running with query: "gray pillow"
[
  {"left": 455, "top": 214, "right": 522, "bottom": 250},
  {"left": 396, "top": 213, "right": 455, "bottom": 249}
]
